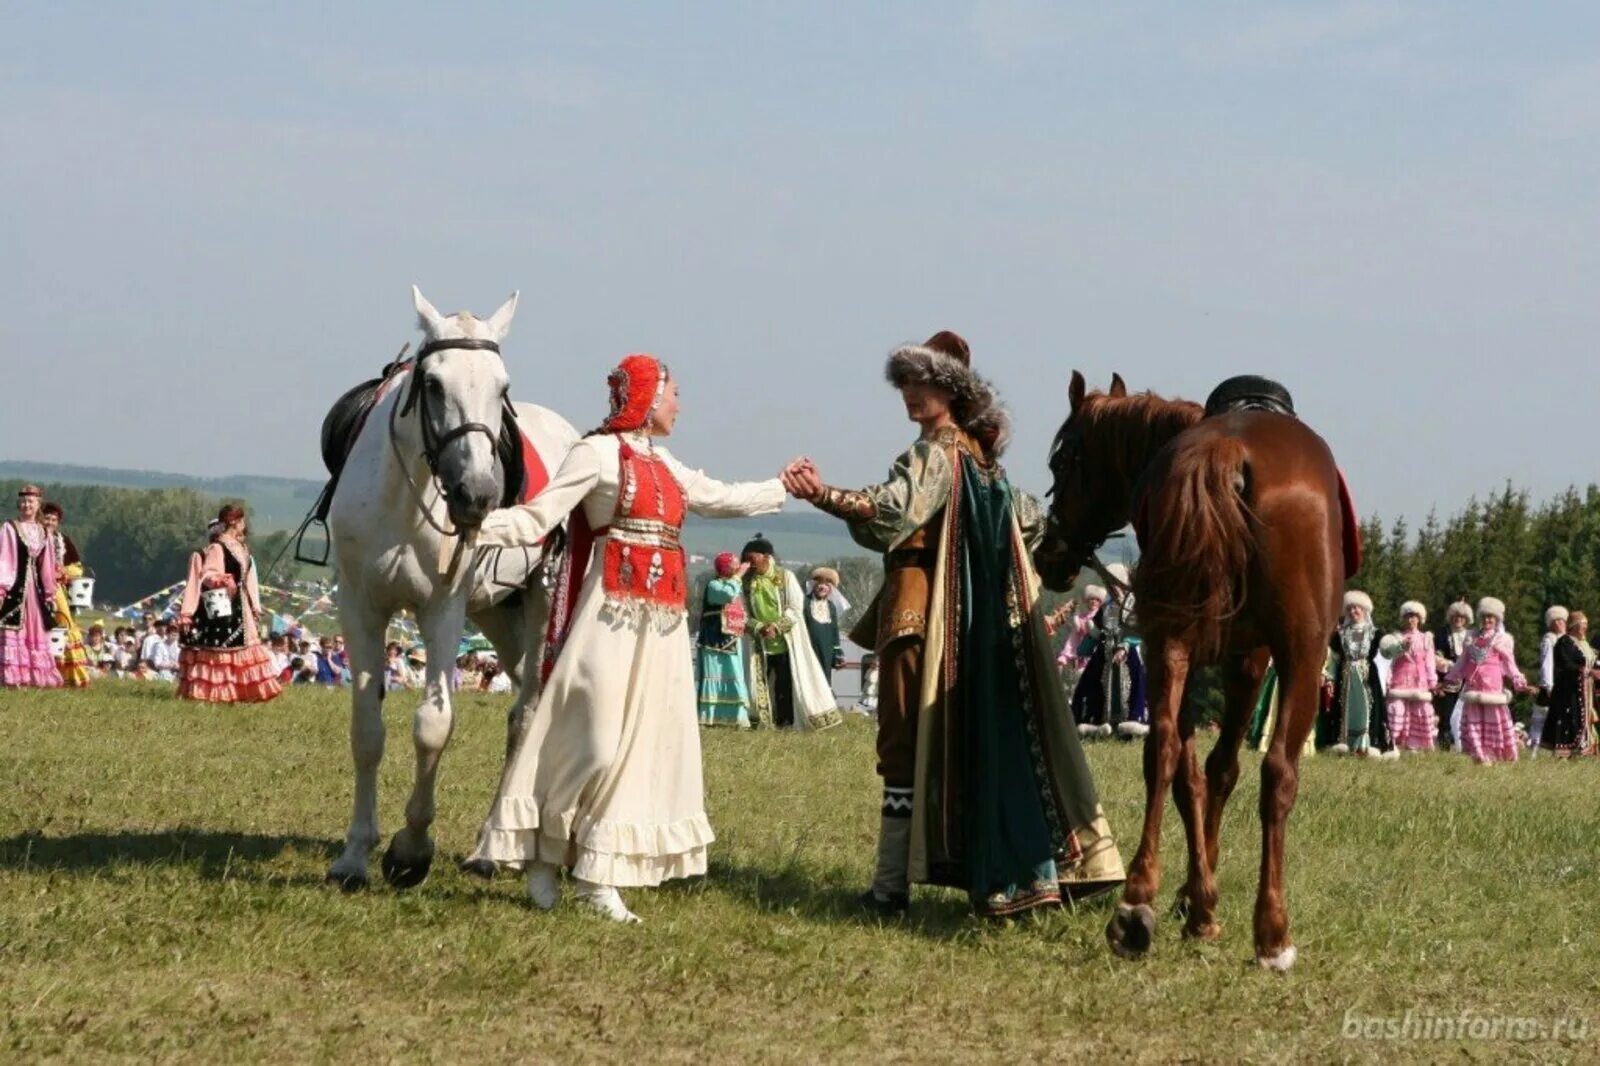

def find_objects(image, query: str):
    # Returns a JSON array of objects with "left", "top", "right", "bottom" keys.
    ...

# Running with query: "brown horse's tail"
[{"left": 1133, "top": 435, "right": 1254, "bottom": 659}]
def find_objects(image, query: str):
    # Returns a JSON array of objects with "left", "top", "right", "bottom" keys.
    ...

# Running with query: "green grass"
[{"left": 1, "top": 686, "right": 1595, "bottom": 1063}]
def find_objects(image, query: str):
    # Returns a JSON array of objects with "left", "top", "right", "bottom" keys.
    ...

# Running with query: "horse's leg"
[
  {"left": 382, "top": 597, "right": 465, "bottom": 889},
  {"left": 327, "top": 596, "right": 390, "bottom": 891},
  {"left": 1107, "top": 635, "right": 1190, "bottom": 958},
  {"left": 1255, "top": 637, "right": 1320, "bottom": 971},
  {"left": 459, "top": 587, "right": 546, "bottom": 881},
  {"left": 471, "top": 593, "right": 538, "bottom": 758},
  {"left": 1175, "top": 652, "right": 1255, "bottom": 938},
  {"left": 1170, "top": 670, "right": 1218, "bottom": 941}
]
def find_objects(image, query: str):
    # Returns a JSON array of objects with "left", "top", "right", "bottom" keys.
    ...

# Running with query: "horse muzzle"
[{"left": 445, "top": 481, "right": 496, "bottom": 530}]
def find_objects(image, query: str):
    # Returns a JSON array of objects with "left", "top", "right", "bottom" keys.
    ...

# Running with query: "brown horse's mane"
[{"left": 1075, "top": 390, "right": 1205, "bottom": 494}]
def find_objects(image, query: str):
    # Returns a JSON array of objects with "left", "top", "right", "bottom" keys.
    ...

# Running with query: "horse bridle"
[
  {"left": 399, "top": 337, "right": 505, "bottom": 474},
  {"left": 1045, "top": 424, "right": 1134, "bottom": 597},
  {"left": 386, "top": 336, "right": 507, "bottom": 540}
]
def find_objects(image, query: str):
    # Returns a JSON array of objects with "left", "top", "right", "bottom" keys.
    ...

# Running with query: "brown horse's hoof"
[
  {"left": 1106, "top": 903, "right": 1158, "bottom": 958},
  {"left": 1256, "top": 945, "right": 1298, "bottom": 972},
  {"left": 1182, "top": 919, "right": 1223, "bottom": 941}
]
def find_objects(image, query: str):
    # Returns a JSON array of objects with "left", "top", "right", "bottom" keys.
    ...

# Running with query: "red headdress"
[
  {"left": 602, "top": 353, "right": 670, "bottom": 433},
  {"left": 714, "top": 551, "right": 738, "bottom": 578}
]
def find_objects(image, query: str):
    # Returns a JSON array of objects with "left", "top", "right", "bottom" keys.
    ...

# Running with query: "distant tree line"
[
  {"left": 0, "top": 479, "right": 321, "bottom": 604},
  {"left": 1348, "top": 483, "right": 1600, "bottom": 668}
]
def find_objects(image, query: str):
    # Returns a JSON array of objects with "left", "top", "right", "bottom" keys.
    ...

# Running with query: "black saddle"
[
  {"left": 308, "top": 364, "right": 527, "bottom": 532},
  {"left": 1203, "top": 375, "right": 1296, "bottom": 419}
]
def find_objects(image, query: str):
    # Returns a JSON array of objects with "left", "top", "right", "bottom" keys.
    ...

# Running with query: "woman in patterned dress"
[
  {"left": 0, "top": 485, "right": 63, "bottom": 689},
  {"left": 465, "top": 354, "right": 792, "bottom": 922}
]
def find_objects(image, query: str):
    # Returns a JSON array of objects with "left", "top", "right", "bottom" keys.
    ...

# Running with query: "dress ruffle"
[
  {"left": 178, "top": 644, "right": 284, "bottom": 704},
  {"left": 1, "top": 632, "right": 62, "bottom": 688},
  {"left": 476, "top": 797, "right": 715, "bottom": 887}
]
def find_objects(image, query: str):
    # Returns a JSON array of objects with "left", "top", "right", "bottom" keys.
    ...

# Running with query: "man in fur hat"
[
  {"left": 1319, "top": 590, "right": 1393, "bottom": 756},
  {"left": 739, "top": 534, "right": 841, "bottom": 731},
  {"left": 782, "top": 331, "right": 1123, "bottom": 918},
  {"left": 1531, "top": 605, "right": 1569, "bottom": 755},
  {"left": 1433, "top": 599, "right": 1474, "bottom": 751},
  {"left": 804, "top": 566, "right": 846, "bottom": 686}
]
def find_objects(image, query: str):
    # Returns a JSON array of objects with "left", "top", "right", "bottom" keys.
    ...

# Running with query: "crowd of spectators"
[{"left": 81, "top": 613, "right": 513, "bottom": 693}]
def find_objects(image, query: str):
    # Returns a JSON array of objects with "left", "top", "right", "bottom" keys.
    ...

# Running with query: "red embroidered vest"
[{"left": 601, "top": 441, "right": 688, "bottom": 612}]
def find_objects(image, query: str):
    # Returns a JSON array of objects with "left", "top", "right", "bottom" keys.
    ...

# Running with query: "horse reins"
[
  {"left": 388, "top": 337, "right": 503, "bottom": 540},
  {"left": 1045, "top": 427, "right": 1135, "bottom": 598},
  {"left": 401, "top": 338, "right": 504, "bottom": 475}
]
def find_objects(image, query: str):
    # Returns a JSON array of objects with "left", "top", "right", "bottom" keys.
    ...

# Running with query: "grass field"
[{"left": 2, "top": 685, "right": 1596, "bottom": 1063}]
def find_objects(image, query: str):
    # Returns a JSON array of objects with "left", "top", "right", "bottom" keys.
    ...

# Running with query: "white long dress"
[{"left": 468, "top": 432, "right": 784, "bottom": 887}]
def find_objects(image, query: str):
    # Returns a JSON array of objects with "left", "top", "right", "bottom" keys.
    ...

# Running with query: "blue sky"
[{"left": 3, "top": 2, "right": 1598, "bottom": 524}]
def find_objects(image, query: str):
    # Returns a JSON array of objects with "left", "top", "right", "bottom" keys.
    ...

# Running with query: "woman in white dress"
[{"left": 468, "top": 354, "right": 789, "bottom": 922}]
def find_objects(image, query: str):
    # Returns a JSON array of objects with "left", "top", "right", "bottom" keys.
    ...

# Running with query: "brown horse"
[{"left": 1036, "top": 372, "right": 1354, "bottom": 971}]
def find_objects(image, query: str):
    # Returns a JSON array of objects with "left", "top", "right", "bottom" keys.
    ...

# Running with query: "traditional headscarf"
[
  {"left": 714, "top": 551, "right": 739, "bottom": 578},
  {"left": 601, "top": 353, "right": 670, "bottom": 434}
]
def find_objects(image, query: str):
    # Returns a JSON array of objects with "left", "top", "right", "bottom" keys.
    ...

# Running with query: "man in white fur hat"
[
  {"left": 1055, "top": 583, "right": 1106, "bottom": 704},
  {"left": 1531, "top": 605, "right": 1569, "bottom": 755},
  {"left": 1320, "top": 590, "right": 1392, "bottom": 756},
  {"left": 1070, "top": 562, "right": 1149, "bottom": 739},
  {"left": 1432, "top": 599, "right": 1474, "bottom": 751}
]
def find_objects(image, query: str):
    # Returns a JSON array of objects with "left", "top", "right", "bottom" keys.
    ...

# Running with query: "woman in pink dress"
[
  {"left": 1381, "top": 601, "right": 1437, "bottom": 751},
  {"left": 0, "top": 485, "right": 63, "bottom": 689},
  {"left": 1442, "top": 597, "right": 1529, "bottom": 764},
  {"left": 176, "top": 505, "right": 284, "bottom": 704}
]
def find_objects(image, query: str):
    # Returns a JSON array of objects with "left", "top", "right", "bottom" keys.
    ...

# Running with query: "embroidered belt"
[{"left": 595, "top": 518, "right": 681, "bottom": 549}]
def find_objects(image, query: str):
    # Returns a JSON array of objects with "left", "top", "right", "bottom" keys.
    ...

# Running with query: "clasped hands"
[{"left": 780, "top": 457, "right": 823, "bottom": 501}]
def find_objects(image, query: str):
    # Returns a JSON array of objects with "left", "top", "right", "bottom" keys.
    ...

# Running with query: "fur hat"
[
  {"left": 1545, "top": 605, "right": 1570, "bottom": 627},
  {"left": 1446, "top": 600, "right": 1474, "bottom": 623},
  {"left": 810, "top": 566, "right": 840, "bottom": 587},
  {"left": 885, "top": 332, "right": 1010, "bottom": 455},
  {"left": 1399, "top": 600, "right": 1427, "bottom": 624},
  {"left": 1083, "top": 584, "right": 1108, "bottom": 602},
  {"left": 1343, "top": 590, "right": 1374, "bottom": 614},
  {"left": 1477, "top": 597, "right": 1505, "bottom": 620}
]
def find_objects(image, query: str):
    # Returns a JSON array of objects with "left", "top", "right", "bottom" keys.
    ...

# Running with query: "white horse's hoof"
[
  {"left": 382, "top": 839, "right": 434, "bottom": 890},
  {"left": 526, "top": 862, "right": 562, "bottom": 910},
  {"left": 1256, "top": 946, "right": 1297, "bottom": 972},
  {"left": 575, "top": 881, "right": 642, "bottom": 924},
  {"left": 325, "top": 867, "right": 369, "bottom": 893}
]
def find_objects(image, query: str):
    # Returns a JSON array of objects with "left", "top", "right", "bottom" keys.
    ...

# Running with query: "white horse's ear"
[
  {"left": 412, "top": 285, "right": 445, "bottom": 333},
  {"left": 486, "top": 291, "right": 519, "bottom": 341}
]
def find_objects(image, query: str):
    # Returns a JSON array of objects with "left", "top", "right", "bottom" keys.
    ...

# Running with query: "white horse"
[{"left": 325, "top": 286, "right": 577, "bottom": 891}]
